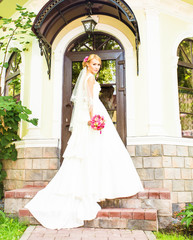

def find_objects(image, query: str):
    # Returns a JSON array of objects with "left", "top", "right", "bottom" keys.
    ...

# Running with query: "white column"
[
  {"left": 126, "top": 48, "right": 136, "bottom": 137},
  {"left": 145, "top": 7, "right": 166, "bottom": 136},
  {"left": 52, "top": 50, "right": 63, "bottom": 142},
  {"left": 23, "top": 40, "right": 43, "bottom": 139}
]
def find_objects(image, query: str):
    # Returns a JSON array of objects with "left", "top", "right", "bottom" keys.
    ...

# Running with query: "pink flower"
[
  {"left": 90, "top": 115, "right": 105, "bottom": 134},
  {"left": 83, "top": 56, "right": 89, "bottom": 62}
]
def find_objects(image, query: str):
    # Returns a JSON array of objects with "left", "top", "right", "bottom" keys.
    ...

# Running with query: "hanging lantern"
[
  {"left": 81, "top": 1, "right": 97, "bottom": 37},
  {"left": 81, "top": 15, "right": 97, "bottom": 36}
]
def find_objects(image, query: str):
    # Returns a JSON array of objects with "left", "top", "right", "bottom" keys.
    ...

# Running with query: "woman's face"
[{"left": 87, "top": 58, "right": 101, "bottom": 75}]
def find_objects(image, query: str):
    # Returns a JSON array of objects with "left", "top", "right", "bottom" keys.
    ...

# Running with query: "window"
[
  {"left": 68, "top": 33, "right": 122, "bottom": 52},
  {"left": 177, "top": 38, "right": 193, "bottom": 137},
  {"left": 4, "top": 52, "right": 21, "bottom": 101}
]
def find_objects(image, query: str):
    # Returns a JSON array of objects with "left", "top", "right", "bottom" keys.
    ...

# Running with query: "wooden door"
[{"left": 61, "top": 50, "right": 126, "bottom": 161}]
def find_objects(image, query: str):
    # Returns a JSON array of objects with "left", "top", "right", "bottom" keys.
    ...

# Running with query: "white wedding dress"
[{"left": 25, "top": 70, "right": 144, "bottom": 229}]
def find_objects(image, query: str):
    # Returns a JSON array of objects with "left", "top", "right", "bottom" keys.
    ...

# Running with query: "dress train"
[{"left": 25, "top": 77, "right": 144, "bottom": 229}]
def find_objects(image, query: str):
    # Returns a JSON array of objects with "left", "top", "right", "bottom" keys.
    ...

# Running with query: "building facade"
[{"left": 1, "top": 0, "right": 193, "bottom": 209}]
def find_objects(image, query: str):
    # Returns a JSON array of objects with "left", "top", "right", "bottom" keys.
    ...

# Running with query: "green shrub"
[
  {"left": 178, "top": 204, "right": 193, "bottom": 229},
  {"left": 0, "top": 96, "right": 38, "bottom": 198}
]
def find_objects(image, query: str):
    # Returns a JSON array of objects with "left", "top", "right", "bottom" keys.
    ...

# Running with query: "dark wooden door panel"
[
  {"left": 61, "top": 55, "right": 72, "bottom": 159},
  {"left": 116, "top": 52, "right": 126, "bottom": 145},
  {"left": 61, "top": 50, "right": 126, "bottom": 162}
]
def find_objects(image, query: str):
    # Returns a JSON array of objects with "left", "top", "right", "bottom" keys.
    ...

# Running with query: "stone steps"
[
  {"left": 4, "top": 187, "right": 172, "bottom": 230},
  {"left": 86, "top": 208, "right": 158, "bottom": 231},
  {"left": 5, "top": 186, "right": 44, "bottom": 199},
  {"left": 19, "top": 207, "right": 158, "bottom": 231},
  {"left": 4, "top": 186, "right": 44, "bottom": 214}
]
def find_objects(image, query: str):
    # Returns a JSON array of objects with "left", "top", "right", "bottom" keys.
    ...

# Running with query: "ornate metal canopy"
[{"left": 32, "top": 0, "right": 140, "bottom": 78}]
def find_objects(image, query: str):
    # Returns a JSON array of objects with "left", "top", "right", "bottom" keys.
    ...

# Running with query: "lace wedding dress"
[{"left": 25, "top": 68, "right": 144, "bottom": 229}]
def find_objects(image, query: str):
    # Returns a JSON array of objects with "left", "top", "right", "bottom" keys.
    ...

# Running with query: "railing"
[{"left": 178, "top": 86, "right": 193, "bottom": 137}]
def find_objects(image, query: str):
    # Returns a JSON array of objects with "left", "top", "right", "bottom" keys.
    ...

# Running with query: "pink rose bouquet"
[{"left": 90, "top": 115, "right": 105, "bottom": 134}]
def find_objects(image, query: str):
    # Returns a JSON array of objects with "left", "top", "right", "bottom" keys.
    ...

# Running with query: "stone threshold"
[{"left": 126, "top": 136, "right": 193, "bottom": 146}]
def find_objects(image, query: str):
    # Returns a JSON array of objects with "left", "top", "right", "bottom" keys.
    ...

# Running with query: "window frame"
[
  {"left": 4, "top": 52, "right": 21, "bottom": 100},
  {"left": 177, "top": 38, "right": 193, "bottom": 137}
]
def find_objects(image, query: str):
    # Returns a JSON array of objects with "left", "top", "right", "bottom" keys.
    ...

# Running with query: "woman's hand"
[{"left": 88, "top": 120, "right": 91, "bottom": 126}]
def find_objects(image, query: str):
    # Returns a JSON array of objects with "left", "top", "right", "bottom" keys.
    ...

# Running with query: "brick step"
[
  {"left": 4, "top": 187, "right": 44, "bottom": 214},
  {"left": 5, "top": 187, "right": 172, "bottom": 229},
  {"left": 5, "top": 187, "right": 170, "bottom": 200},
  {"left": 19, "top": 208, "right": 158, "bottom": 231},
  {"left": 5, "top": 186, "right": 44, "bottom": 199},
  {"left": 99, "top": 188, "right": 170, "bottom": 209}
]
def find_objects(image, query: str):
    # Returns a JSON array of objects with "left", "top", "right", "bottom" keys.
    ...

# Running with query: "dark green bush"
[
  {"left": 0, "top": 96, "right": 38, "bottom": 198},
  {"left": 178, "top": 204, "right": 193, "bottom": 229}
]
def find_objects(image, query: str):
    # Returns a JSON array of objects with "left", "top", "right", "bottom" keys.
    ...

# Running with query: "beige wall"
[{"left": 127, "top": 144, "right": 193, "bottom": 205}]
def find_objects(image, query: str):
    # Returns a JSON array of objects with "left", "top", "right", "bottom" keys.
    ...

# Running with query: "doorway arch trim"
[{"left": 52, "top": 23, "right": 136, "bottom": 149}]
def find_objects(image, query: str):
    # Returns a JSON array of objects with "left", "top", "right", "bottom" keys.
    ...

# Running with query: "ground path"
[{"left": 20, "top": 225, "right": 157, "bottom": 240}]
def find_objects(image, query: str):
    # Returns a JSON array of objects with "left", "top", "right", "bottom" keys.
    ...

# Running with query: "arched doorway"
[
  {"left": 61, "top": 33, "right": 126, "bottom": 159},
  {"left": 32, "top": 0, "right": 140, "bottom": 79}
]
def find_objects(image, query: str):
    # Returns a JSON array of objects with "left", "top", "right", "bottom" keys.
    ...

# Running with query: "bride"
[{"left": 25, "top": 54, "right": 144, "bottom": 229}]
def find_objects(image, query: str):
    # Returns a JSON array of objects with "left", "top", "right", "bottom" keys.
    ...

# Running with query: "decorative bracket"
[
  {"left": 133, "top": 21, "right": 140, "bottom": 76},
  {"left": 135, "top": 36, "right": 139, "bottom": 76},
  {"left": 38, "top": 36, "right": 52, "bottom": 79}
]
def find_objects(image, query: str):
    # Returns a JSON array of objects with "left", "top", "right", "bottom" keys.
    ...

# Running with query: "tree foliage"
[
  {"left": 0, "top": 5, "right": 37, "bottom": 198},
  {"left": 0, "top": 4, "right": 36, "bottom": 93}
]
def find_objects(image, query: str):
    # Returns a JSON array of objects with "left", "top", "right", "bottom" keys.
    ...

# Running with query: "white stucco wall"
[{"left": 5, "top": 0, "right": 193, "bottom": 148}]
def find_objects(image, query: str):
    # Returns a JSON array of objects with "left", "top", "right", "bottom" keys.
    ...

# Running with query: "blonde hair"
[{"left": 82, "top": 54, "right": 101, "bottom": 68}]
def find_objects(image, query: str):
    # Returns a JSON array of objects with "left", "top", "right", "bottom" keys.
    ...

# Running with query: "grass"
[
  {"left": 0, "top": 210, "right": 28, "bottom": 240},
  {"left": 154, "top": 231, "right": 193, "bottom": 240},
  {"left": 153, "top": 208, "right": 193, "bottom": 240}
]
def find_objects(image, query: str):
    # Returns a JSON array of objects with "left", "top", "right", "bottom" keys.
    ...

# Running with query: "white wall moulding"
[{"left": 15, "top": 139, "right": 59, "bottom": 148}]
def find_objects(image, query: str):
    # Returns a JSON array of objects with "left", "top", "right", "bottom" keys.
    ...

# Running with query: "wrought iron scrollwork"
[
  {"left": 38, "top": 37, "right": 52, "bottom": 79},
  {"left": 132, "top": 20, "right": 140, "bottom": 75},
  {"left": 112, "top": 0, "right": 135, "bottom": 20}
]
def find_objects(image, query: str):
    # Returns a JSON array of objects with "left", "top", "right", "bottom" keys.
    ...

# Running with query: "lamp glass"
[{"left": 81, "top": 16, "right": 97, "bottom": 33}]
